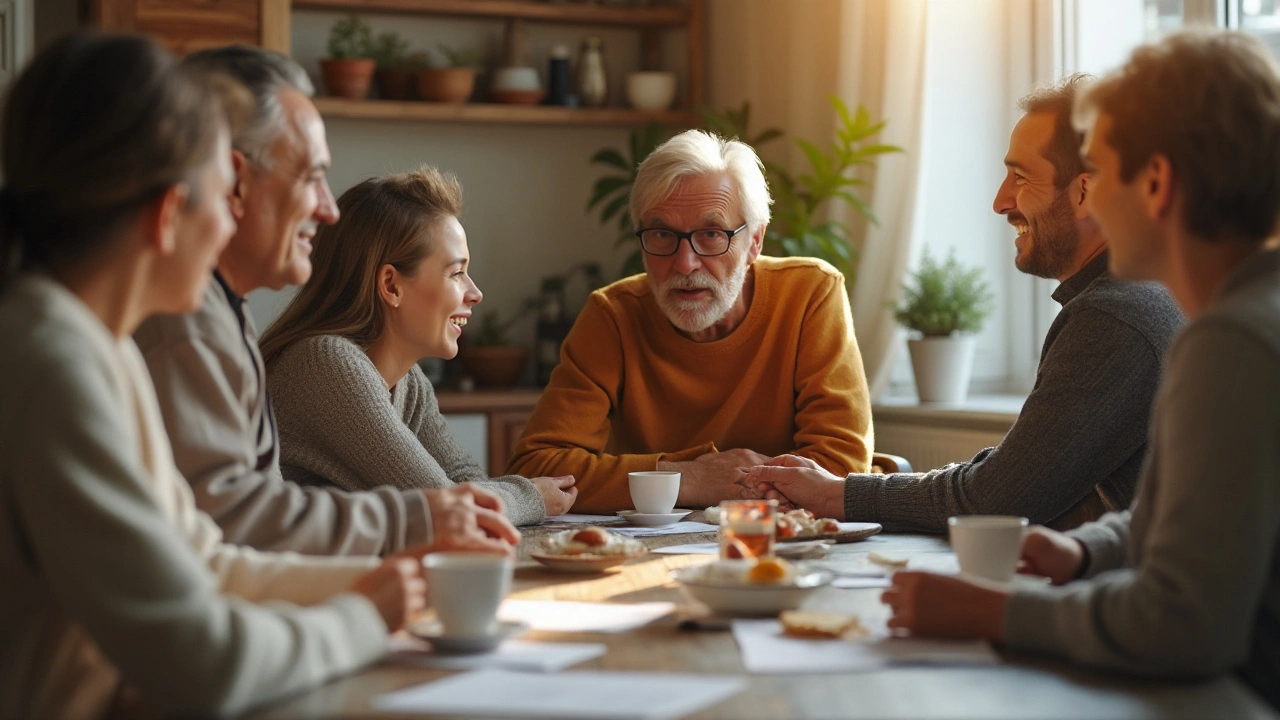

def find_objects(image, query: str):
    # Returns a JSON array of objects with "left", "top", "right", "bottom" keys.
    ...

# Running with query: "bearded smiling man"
[
  {"left": 507, "top": 129, "right": 874, "bottom": 513},
  {"left": 748, "top": 75, "right": 1184, "bottom": 532}
]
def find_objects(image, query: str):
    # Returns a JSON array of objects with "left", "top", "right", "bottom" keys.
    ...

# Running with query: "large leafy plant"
[
  {"left": 894, "top": 249, "right": 995, "bottom": 336},
  {"left": 586, "top": 122, "right": 669, "bottom": 278},
  {"left": 702, "top": 98, "right": 902, "bottom": 284}
]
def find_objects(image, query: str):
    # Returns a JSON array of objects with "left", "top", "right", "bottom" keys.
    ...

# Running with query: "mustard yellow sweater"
[{"left": 507, "top": 256, "right": 872, "bottom": 512}]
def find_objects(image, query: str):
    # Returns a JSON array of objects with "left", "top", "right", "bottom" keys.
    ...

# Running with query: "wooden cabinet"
[
  {"left": 90, "top": 0, "right": 291, "bottom": 55},
  {"left": 436, "top": 388, "right": 542, "bottom": 475}
]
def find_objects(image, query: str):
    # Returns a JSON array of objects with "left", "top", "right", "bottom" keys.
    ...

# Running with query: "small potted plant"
[
  {"left": 321, "top": 14, "right": 375, "bottom": 100},
  {"left": 457, "top": 302, "right": 536, "bottom": 388},
  {"left": 418, "top": 43, "right": 482, "bottom": 103},
  {"left": 894, "top": 249, "right": 995, "bottom": 404},
  {"left": 371, "top": 32, "right": 417, "bottom": 101}
]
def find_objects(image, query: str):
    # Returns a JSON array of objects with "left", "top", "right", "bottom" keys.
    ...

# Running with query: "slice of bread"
[{"left": 780, "top": 610, "right": 868, "bottom": 640}]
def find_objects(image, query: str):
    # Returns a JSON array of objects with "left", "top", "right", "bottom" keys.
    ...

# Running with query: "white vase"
[{"left": 907, "top": 335, "right": 977, "bottom": 404}]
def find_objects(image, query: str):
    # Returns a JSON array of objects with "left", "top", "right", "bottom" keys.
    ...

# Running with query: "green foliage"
[
  {"left": 894, "top": 249, "right": 995, "bottom": 336},
  {"left": 703, "top": 98, "right": 902, "bottom": 284},
  {"left": 327, "top": 14, "right": 374, "bottom": 60},
  {"left": 437, "top": 43, "right": 483, "bottom": 69},
  {"left": 371, "top": 32, "right": 410, "bottom": 69},
  {"left": 404, "top": 51, "right": 430, "bottom": 70},
  {"left": 586, "top": 122, "right": 669, "bottom": 278}
]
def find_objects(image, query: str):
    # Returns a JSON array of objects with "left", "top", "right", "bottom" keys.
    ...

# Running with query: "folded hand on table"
[
  {"left": 350, "top": 556, "right": 428, "bottom": 632},
  {"left": 532, "top": 475, "right": 578, "bottom": 516},
  {"left": 1018, "top": 525, "right": 1086, "bottom": 585},
  {"left": 658, "top": 448, "right": 773, "bottom": 508},
  {"left": 881, "top": 571, "right": 1008, "bottom": 642},
  {"left": 402, "top": 485, "right": 521, "bottom": 559},
  {"left": 738, "top": 454, "right": 847, "bottom": 520}
]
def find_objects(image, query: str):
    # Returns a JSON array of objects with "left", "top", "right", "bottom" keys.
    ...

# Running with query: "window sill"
[{"left": 873, "top": 393, "right": 1024, "bottom": 434}]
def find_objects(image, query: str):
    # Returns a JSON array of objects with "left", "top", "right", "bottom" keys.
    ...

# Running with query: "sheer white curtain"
[{"left": 706, "top": 0, "right": 929, "bottom": 399}]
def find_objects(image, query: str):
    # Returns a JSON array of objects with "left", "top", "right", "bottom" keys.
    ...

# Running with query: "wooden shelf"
[
  {"left": 291, "top": 0, "right": 690, "bottom": 26},
  {"left": 314, "top": 96, "right": 696, "bottom": 126}
]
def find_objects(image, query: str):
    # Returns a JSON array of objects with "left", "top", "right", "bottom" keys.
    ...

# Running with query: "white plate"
[
  {"left": 617, "top": 509, "right": 694, "bottom": 527},
  {"left": 408, "top": 620, "right": 527, "bottom": 655},
  {"left": 528, "top": 548, "right": 648, "bottom": 573},
  {"left": 773, "top": 540, "right": 833, "bottom": 559},
  {"left": 671, "top": 566, "right": 833, "bottom": 616}
]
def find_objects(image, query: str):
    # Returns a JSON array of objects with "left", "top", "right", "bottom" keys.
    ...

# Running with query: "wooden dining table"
[{"left": 244, "top": 515, "right": 1277, "bottom": 720}]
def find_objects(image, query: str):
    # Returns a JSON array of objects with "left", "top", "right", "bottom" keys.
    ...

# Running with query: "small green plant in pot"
[
  {"left": 321, "top": 14, "right": 376, "bottom": 100},
  {"left": 894, "top": 249, "right": 995, "bottom": 404},
  {"left": 457, "top": 301, "right": 537, "bottom": 388},
  {"left": 418, "top": 43, "right": 482, "bottom": 103},
  {"left": 371, "top": 32, "right": 416, "bottom": 101}
]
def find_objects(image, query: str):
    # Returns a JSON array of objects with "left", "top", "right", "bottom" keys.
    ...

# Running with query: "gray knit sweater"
[
  {"left": 845, "top": 253, "right": 1184, "bottom": 532},
  {"left": 1005, "top": 248, "right": 1280, "bottom": 708},
  {"left": 266, "top": 335, "right": 546, "bottom": 526}
]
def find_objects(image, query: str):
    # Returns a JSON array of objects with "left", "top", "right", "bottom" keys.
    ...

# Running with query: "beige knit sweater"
[
  {"left": 0, "top": 275, "right": 386, "bottom": 719},
  {"left": 266, "top": 335, "right": 546, "bottom": 526}
]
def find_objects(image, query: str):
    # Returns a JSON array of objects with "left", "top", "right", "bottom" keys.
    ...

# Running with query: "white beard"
[{"left": 649, "top": 259, "right": 749, "bottom": 334}]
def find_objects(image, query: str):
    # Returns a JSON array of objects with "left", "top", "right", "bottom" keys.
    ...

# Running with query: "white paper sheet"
[
  {"left": 498, "top": 599, "right": 674, "bottom": 633},
  {"left": 608, "top": 521, "right": 720, "bottom": 537},
  {"left": 548, "top": 513, "right": 621, "bottom": 525},
  {"left": 731, "top": 619, "right": 998, "bottom": 674},
  {"left": 372, "top": 669, "right": 747, "bottom": 719},
  {"left": 392, "top": 640, "right": 607, "bottom": 672},
  {"left": 652, "top": 542, "right": 719, "bottom": 555},
  {"left": 831, "top": 576, "right": 892, "bottom": 589}
]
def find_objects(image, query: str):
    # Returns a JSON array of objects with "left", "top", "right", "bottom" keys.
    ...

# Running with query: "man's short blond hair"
[
  {"left": 630, "top": 129, "right": 772, "bottom": 234},
  {"left": 1073, "top": 30, "right": 1280, "bottom": 243}
]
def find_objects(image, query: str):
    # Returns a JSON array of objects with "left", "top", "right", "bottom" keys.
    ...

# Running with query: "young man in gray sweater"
[
  {"left": 134, "top": 46, "right": 519, "bottom": 557},
  {"left": 746, "top": 76, "right": 1183, "bottom": 533},
  {"left": 883, "top": 30, "right": 1280, "bottom": 708}
]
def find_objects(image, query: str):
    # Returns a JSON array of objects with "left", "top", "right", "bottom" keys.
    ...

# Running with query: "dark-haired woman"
[{"left": 0, "top": 33, "right": 423, "bottom": 719}]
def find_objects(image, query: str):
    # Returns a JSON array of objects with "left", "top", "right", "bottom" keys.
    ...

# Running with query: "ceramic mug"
[
  {"left": 947, "top": 515, "right": 1028, "bottom": 582},
  {"left": 423, "top": 552, "right": 514, "bottom": 637},
  {"left": 628, "top": 471, "right": 680, "bottom": 514}
]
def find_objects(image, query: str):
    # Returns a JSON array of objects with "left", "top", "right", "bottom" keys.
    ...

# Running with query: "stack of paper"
[
  {"left": 372, "top": 669, "right": 747, "bottom": 719},
  {"left": 731, "top": 619, "right": 999, "bottom": 674}
]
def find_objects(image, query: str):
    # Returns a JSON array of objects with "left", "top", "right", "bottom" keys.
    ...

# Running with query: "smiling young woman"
[{"left": 259, "top": 167, "right": 576, "bottom": 525}]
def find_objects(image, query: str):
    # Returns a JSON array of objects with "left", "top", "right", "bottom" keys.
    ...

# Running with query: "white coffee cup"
[
  {"left": 423, "top": 552, "right": 513, "bottom": 637},
  {"left": 628, "top": 471, "right": 680, "bottom": 514},
  {"left": 947, "top": 515, "right": 1028, "bottom": 582}
]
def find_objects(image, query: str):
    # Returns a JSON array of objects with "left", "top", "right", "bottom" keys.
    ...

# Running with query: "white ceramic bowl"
[
  {"left": 671, "top": 564, "right": 832, "bottom": 616},
  {"left": 493, "top": 66, "right": 541, "bottom": 92},
  {"left": 626, "top": 71, "right": 677, "bottom": 110}
]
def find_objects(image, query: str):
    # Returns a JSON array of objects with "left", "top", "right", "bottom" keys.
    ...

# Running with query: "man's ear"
[
  {"left": 1071, "top": 173, "right": 1091, "bottom": 220},
  {"left": 745, "top": 223, "right": 766, "bottom": 264},
  {"left": 148, "top": 184, "right": 187, "bottom": 256},
  {"left": 1143, "top": 154, "right": 1175, "bottom": 221},
  {"left": 377, "top": 264, "right": 402, "bottom": 309},
  {"left": 228, "top": 149, "right": 251, "bottom": 221}
]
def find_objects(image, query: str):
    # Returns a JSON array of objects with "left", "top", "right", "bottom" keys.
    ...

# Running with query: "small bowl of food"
[
  {"left": 671, "top": 557, "right": 832, "bottom": 616},
  {"left": 528, "top": 526, "right": 648, "bottom": 573}
]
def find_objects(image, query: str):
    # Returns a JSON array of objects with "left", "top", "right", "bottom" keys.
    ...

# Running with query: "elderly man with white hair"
[{"left": 508, "top": 129, "right": 873, "bottom": 512}]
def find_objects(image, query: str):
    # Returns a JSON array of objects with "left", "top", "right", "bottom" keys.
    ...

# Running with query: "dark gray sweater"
[
  {"left": 1006, "top": 248, "right": 1280, "bottom": 707},
  {"left": 846, "top": 253, "right": 1184, "bottom": 532}
]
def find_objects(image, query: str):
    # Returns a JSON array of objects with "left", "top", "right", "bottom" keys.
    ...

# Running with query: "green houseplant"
[
  {"left": 457, "top": 300, "right": 538, "bottom": 388},
  {"left": 321, "top": 14, "right": 376, "bottom": 100},
  {"left": 418, "top": 43, "right": 482, "bottom": 103},
  {"left": 371, "top": 31, "right": 416, "bottom": 101},
  {"left": 586, "top": 122, "right": 669, "bottom": 278},
  {"left": 894, "top": 249, "right": 995, "bottom": 403}
]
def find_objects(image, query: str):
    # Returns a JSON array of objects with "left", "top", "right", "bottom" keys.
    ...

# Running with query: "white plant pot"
[{"left": 907, "top": 335, "right": 977, "bottom": 404}]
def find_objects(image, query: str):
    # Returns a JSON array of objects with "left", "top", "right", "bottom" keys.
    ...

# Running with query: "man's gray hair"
[
  {"left": 630, "top": 129, "right": 772, "bottom": 234},
  {"left": 182, "top": 45, "right": 314, "bottom": 168}
]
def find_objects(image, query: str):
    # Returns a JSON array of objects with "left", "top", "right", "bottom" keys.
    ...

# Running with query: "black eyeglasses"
[{"left": 635, "top": 224, "right": 748, "bottom": 257}]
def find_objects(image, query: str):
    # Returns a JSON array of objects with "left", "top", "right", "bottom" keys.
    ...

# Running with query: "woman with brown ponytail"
[{"left": 0, "top": 33, "right": 427, "bottom": 719}]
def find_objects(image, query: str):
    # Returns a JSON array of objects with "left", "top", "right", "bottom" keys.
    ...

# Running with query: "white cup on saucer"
[
  {"left": 423, "top": 552, "right": 513, "bottom": 637},
  {"left": 628, "top": 471, "right": 680, "bottom": 514},
  {"left": 947, "top": 515, "right": 1028, "bottom": 582}
]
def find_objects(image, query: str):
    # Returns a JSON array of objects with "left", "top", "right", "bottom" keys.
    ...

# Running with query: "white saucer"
[
  {"left": 617, "top": 509, "right": 693, "bottom": 527},
  {"left": 408, "top": 620, "right": 526, "bottom": 655}
]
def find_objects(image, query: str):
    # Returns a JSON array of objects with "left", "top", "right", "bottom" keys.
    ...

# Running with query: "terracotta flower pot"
[
  {"left": 375, "top": 68, "right": 418, "bottom": 101},
  {"left": 458, "top": 346, "right": 529, "bottom": 388},
  {"left": 417, "top": 67, "right": 476, "bottom": 103},
  {"left": 321, "top": 58, "right": 375, "bottom": 100}
]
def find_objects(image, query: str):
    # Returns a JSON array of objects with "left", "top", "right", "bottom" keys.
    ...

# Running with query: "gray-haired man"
[{"left": 135, "top": 46, "right": 518, "bottom": 556}]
